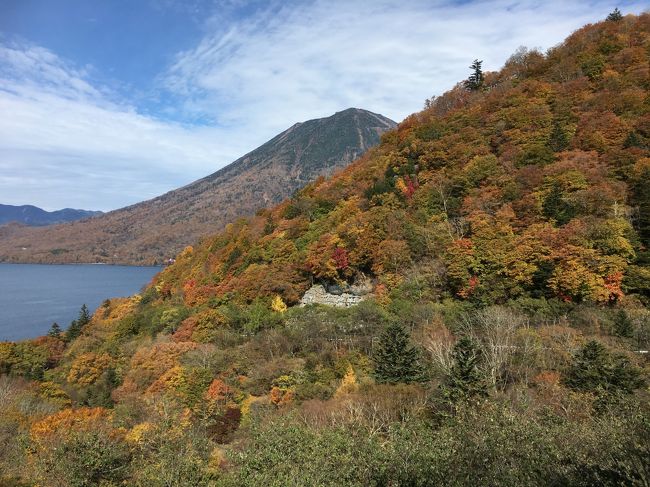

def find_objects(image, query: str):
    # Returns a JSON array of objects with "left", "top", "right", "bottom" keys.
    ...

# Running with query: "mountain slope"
[
  {"left": 0, "top": 108, "right": 395, "bottom": 265},
  {"left": 154, "top": 12, "right": 650, "bottom": 307},
  {"left": 0, "top": 204, "right": 101, "bottom": 226},
  {"left": 1, "top": 13, "right": 649, "bottom": 487}
]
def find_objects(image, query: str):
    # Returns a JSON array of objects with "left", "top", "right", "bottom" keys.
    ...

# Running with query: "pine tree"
[
  {"left": 47, "top": 322, "right": 62, "bottom": 338},
  {"left": 564, "top": 340, "right": 644, "bottom": 395},
  {"left": 464, "top": 59, "right": 484, "bottom": 91},
  {"left": 614, "top": 310, "right": 634, "bottom": 338},
  {"left": 65, "top": 320, "right": 81, "bottom": 342},
  {"left": 441, "top": 336, "right": 488, "bottom": 403},
  {"left": 606, "top": 8, "right": 623, "bottom": 21},
  {"left": 65, "top": 304, "right": 91, "bottom": 342},
  {"left": 542, "top": 180, "right": 577, "bottom": 225},
  {"left": 631, "top": 165, "right": 650, "bottom": 248},
  {"left": 549, "top": 120, "right": 569, "bottom": 152},
  {"left": 78, "top": 304, "right": 91, "bottom": 327},
  {"left": 623, "top": 131, "right": 644, "bottom": 149},
  {"left": 372, "top": 323, "right": 424, "bottom": 384}
]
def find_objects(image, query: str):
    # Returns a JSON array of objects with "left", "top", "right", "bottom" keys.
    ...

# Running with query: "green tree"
[
  {"left": 606, "top": 8, "right": 623, "bottom": 21},
  {"left": 630, "top": 165, "right": 650, "bottom": 248},
  {"left": 542, "top": 181, "right": 575, "bottom": 225},
  {"left": 441, "top": 336, "right": 488, "bottom": 404},
  {"left": 372, "top": 323, "right": 424, "bottom": 384},
  {"left": 78, "top": 304, "right": 91, "bottom": 326},
  {"left": 65, "top": 304, "right": 91, "bottom": 342},
  {"left": 47, "top": 322, "right": 62, "bottom": 338},
  {"left": 549, "top": 120, "right": 569, "bottom": 152},
  {"left": 564, "top": 340, "right": 644, "bottom": 395},
  {"left": 614, "top": 310, "right": 634, "bottom": 338},
  {"left": 464, "top": 59, "right": 484, "bottom": 91},
  {"left": 65, "top": 320, "right": 81, "bottom": 343}
]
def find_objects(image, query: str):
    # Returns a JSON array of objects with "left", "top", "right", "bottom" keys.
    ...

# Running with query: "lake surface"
[{"left": 0, "top": 263, "right": 161, "bottom": 341}]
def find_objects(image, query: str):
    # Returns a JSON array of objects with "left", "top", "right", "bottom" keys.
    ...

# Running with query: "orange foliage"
[
  {"left": 66, "top": 352, "right": 112, "bottom": 386},
  {"left": 112, "top": 342, "right": 197, "bottom": 401},
  {"left": 205, "top": 379, "right": 232, "bottom": 401},
  {"left": 269, "top": 386, "right": 294, "bottom": 407},
  {"left": 31, "top": 407, "right": 112, "bottom": 441}
]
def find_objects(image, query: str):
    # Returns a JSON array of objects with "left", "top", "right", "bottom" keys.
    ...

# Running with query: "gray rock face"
[{"left": 299, "top": 284, "right": 369, "bottom": 308}]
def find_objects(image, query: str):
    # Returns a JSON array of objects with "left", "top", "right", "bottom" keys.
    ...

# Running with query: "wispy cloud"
[
  {"left": 0, "top": 1, "right": 647, "bottom": 211},
  {"left": 164, "top": 0, "right": 647, "bottom": 131},
  {"left": 0, "top": 43, "right": 250, "bottom": 211}
]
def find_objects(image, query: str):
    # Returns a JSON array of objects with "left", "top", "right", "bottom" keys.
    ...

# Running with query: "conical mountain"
[{"left": 0, "top": 108, "right": 395, "bottom": 265}]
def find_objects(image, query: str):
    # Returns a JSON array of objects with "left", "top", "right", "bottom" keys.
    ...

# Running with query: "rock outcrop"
[{"left": 299, "top": 278, "right": 374, "bottom": 307}]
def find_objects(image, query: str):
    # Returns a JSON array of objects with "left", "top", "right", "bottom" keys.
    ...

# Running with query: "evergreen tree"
[
  {"left": 549, "top": 120, "right": 569, "bottom": 152},
  {"left": 564, "top": 340, "right": 644, "bottom": 395},
  {"left": 78, "top": 304, "right": 91, "bottom": 327},
  {"left": 65, "top": 304, "right": 91, "bottom": 342},
  {"left": 65, "top": 320, "right": 81, "bottom": 343},
  {"left": 464, "top": 59, "right": 484, "bottom": 91},
  {"left": 441, "top": 336, "right": 488, "bottom": 404},
  {"left": 614, "top": 310, "right": 634, "bottom": 338},
  {"left": 606, "top": 8, "right": 623, "bottom": 21},
  {"left": 542, "top": 181, "right": 575, "bottom": 225},
  {"left": 47, "top": 322, "right": 62, "bottom": 338},
  {"left": 372, "top": 323, "right": 424, "bottom": 384},
  {"left": 630, "top": 165, "right": 650, "bottom": 248},
  {"left": 623, "top": 131, "right": 645, "bottom": 149}
]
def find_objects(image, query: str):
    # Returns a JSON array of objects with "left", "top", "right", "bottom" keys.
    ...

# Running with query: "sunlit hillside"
[{"left": 1, "top": 11, "right": 649, "bottom": 487}]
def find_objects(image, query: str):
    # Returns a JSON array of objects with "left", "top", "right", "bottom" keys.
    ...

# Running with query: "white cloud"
[
  {"left": 0, "top": 43, "right": 251, "bottom": 211},
  {"left": 164, "top": 0, "right": 647, "bottom": 132},
  {"left": 1, "top": 1, "right": 647, "bottom": 211}
]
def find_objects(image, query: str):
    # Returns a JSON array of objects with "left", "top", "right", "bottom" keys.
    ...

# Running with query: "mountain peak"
[{"left": 0, "top": 109, "right": 396, "bottom": 265}]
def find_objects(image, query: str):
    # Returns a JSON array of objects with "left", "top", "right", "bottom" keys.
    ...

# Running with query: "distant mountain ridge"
[
  {"left": 0, "top": 204, "right": 102, "bottom": 226},
  {"left": 0, "top": 108, "right": 396, "bottom": 265}
]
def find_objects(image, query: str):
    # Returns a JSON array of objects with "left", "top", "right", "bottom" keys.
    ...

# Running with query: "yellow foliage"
[
  {"left": 66, "top": 352, "right": 112, "bottom": 386},
  {"left": 146, "top": 365, "right": 184, "bottom": 395},
  {"left": 31, "top": 407, "right": 112, "bottom": 441},
  {"left": 335, "top": 363, "right": 358, "bottom": 396},
  {"left": 395, "top": 177, "right": 408, "bottom": 195},
  {"left": 125, "top": 422, "right": 153, "bottom": 445},
  {"left": 207, "top": 447, "right": 227, "bottom": 474},
  {"left": 271, "top": 295, "right": 288, "bottom": 313},
  {"left": 38, "top": 381, "right": 71, "bottom": 406}
]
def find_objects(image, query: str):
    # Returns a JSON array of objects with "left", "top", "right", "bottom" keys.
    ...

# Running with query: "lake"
[{"left": 0, "top": 263, "right": 161, "bottom": 341}]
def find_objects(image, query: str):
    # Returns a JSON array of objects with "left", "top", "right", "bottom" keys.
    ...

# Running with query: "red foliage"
[
  {"left": 332, "top": 247, "right": 349, "bottom": 270},
  {"left": 604, "top": 272, "right": 624, "bottom": 303},
  {"left": 404, "top": 174, "right": 419, "bottom": 199}
]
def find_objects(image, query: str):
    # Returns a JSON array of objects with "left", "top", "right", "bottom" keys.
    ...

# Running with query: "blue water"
[{"left": 0, "top": 264, "right": 161, "bottom": 341}]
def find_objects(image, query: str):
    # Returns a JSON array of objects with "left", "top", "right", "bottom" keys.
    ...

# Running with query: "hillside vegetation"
[
  {"left": 0, "top": 108, "right": 394, "bottom": 265},
  {"left": 1, "top": 13, "right": 650, "bottom": 486}
]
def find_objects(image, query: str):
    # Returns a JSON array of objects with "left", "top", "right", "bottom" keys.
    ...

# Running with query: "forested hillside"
[{"left": 1, "top": 12, "right": 649, "bottom": 486}]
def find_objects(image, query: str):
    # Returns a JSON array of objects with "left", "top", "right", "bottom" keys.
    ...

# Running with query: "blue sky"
[{"left": 0, "top": 0, "right": 647, "bottom": 211}]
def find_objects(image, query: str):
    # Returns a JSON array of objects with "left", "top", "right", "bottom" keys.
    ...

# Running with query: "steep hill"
[
  {"left": 0, "top": 108, "right": 395, "bottom": 265},
  {"left": 1, "top": 13, "right": 649, "bottom": 487},
  {"left": 155, "top": 13, "right": 650, "bottom": 308},
  {"left": 0, "top": 204, "right": 101, "bottom": 226}
]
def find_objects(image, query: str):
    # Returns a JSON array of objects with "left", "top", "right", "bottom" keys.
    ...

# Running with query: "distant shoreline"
[{"left": 0, "top": 262, "right": 162, "bottom": 268}]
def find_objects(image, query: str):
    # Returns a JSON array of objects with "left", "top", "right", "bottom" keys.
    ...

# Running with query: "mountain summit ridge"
[{"left": 0, "top": 204, "right": 102, "bottom": 227}]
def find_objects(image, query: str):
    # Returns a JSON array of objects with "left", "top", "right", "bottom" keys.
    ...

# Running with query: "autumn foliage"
[{"left": 1, "top": 13, "right": 650, "bottom": 487}]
